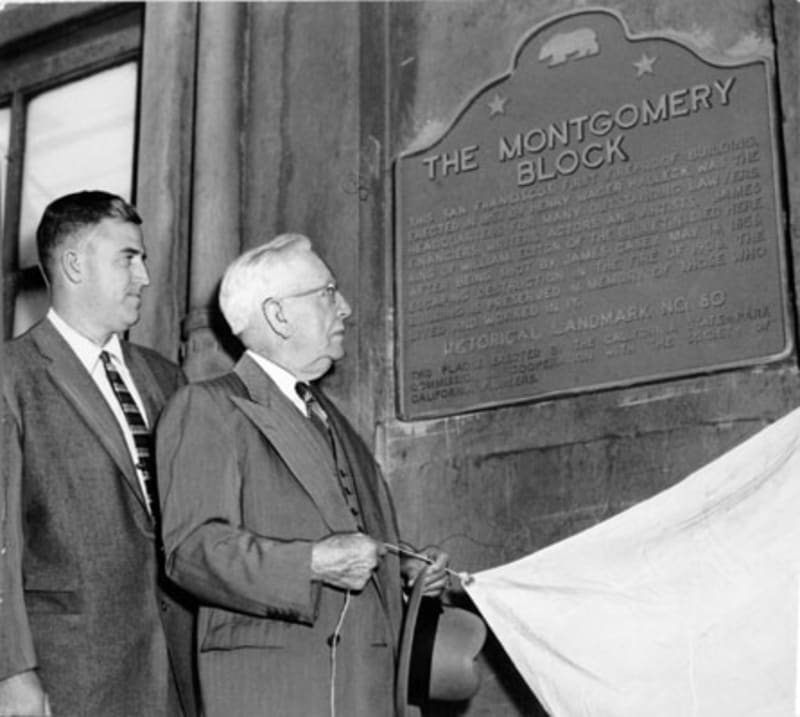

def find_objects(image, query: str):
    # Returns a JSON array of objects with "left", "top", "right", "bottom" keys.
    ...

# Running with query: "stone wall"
[{"left": 132, "top": 1, "right": 800, "bottom": 713}]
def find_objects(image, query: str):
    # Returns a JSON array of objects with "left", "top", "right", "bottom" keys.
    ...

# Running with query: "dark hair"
[{"left": 36, "top": 190, "right": 142, "bottom": 281}]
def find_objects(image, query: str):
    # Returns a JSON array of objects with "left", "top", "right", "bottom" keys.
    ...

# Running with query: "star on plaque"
[
  {"left": 633, "top": 53, "right": 657, "bottom": 77},
  {"left": 488, "top": 92, "right": 509, "bottom": 117}
]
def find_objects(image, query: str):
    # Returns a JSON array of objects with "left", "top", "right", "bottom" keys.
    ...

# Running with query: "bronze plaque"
[{"left": 394, "top": 9, "right": 790, "bottom": 420}]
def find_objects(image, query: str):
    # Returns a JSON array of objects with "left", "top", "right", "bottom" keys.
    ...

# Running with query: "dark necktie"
[
  {"left": 100, "top": 350, "right": 157, "bottom": 517},
  {"left": 296, "top": 382, "right": 333, "bottom": 449}
]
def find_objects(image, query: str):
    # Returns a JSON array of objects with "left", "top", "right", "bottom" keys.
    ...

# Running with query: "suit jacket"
[
  {"left": 0, "top": 319, "right": 199, "bottom": 717},
  {"left": 156, "top": 353, "right": 405, "bottom": 717}
]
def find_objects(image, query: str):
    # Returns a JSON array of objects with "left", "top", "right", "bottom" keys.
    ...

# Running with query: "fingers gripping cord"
[
  {"left": 383, "top": 542, "right": 474, "bottom": 585},
  {"left": 329, "top": 590, "right": 352, "bottom": 717}
]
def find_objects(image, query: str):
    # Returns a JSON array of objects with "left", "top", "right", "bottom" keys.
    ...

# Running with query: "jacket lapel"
[
  {"left": 32, "top": 321, "right": 153, "bottom": 523},
  {"left": 124, "top": 343, "right": 167, "bottom": 429},
  {"left": 231, "top": 355, "right": 359, "bottom": 533}
]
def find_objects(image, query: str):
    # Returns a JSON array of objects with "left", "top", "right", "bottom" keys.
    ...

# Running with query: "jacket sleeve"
[
  {"left": 155, "top": 384, "right": 320, "bottom": 623},
  {"left": 0, "top": 391, "right": 38, "bottom": 680}
]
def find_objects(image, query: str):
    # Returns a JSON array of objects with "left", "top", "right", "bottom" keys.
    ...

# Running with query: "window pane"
[
  {"left": 0, "top": 105, "right": 9, "bottom": 227},
  {"left": 19, "top": 61, "right": 137, "bottom": 269}
]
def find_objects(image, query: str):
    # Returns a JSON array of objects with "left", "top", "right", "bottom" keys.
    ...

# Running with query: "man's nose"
[
  {"left": 134, "top": 258, "right": 150, "bottom": 287},
  {"left": 337, "top": 292, "right": 352, "bottom": 318}
]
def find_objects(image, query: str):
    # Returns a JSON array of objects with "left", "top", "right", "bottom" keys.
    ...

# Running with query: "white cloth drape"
[{"left": 465, "top": 407, "right": 800, "bottom": 717}]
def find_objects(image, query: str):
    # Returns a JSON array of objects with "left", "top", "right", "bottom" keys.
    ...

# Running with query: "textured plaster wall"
[{"left": 241, "top": 1, "right": 387, "bottom": 433}]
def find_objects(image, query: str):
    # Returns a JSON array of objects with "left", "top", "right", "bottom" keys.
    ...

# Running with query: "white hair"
[{"left": 219, "top": 233, "right": 313, "bottom": 335}]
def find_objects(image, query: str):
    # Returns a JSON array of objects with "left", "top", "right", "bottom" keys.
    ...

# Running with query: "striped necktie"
[
  {"left": 296, "top": 382, "right": 333, "bottom": 444},
  {"left": 100, "top": 350, "right": 157, "bottom": 517}
]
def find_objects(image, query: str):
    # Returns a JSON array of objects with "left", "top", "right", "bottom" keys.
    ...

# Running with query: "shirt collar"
[
  {"left": 246, "top": 349, "right": 308, "bottom": 415},
  {"left": 47, "top": 308, "right": 125, "bottom": 373}
]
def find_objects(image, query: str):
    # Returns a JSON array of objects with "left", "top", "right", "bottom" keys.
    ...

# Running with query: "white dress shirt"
[
  {"left": 47, "top": 309, "right": 153, "bottom": 507},
  {"left": 246, "top": 349, "right": 309, "bottom": 416}
]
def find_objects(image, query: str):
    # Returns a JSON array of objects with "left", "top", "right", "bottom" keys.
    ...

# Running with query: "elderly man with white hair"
[{"left": 155, "top": 234, "right": 448, "bottom": 717}]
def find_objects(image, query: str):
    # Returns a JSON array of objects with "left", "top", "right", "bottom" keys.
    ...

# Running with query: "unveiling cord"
[
  {"left": 382, "top": 542, "right": 473, "bottom": 585},
  {"left": 329, "top": 589, "right": 352, "bottom": 717}
]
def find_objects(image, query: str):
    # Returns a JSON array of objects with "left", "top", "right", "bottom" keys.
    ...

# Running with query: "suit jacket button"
[
  {"left": 327, "top": 633, "right": 341, "bottom": 647},
  {"left": 161, "top": 600, "right": 169, "bottom": 612}
]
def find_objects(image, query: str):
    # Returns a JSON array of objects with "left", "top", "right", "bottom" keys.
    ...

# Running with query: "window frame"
[{"left": 0, "top": 2, "right": 143, "bottom": 338}]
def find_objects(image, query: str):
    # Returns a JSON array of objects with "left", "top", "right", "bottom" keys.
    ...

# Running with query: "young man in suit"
[
  {"left": 156, "top": 234, "right": 448, "bottom": 716},
  {"left": 0, "top": 191, "right": 198, "bottom": 716}
]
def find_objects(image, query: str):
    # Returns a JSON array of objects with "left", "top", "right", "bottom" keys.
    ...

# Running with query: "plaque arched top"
[{"left": 398, "top": 7, "right": 773, "bottom": 160}]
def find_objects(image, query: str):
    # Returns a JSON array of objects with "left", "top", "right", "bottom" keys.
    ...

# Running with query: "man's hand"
[
  {"left": 0, "top": 670, "right": 52, "bottom": 716},
  {"left": 401, "top": 545, "right": 449, "bottom": 597},
  {"left": 311, "top": 532, "right": 385, "bottom": 591}
]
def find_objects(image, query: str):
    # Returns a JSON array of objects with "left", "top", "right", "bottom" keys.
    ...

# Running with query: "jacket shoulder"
[
  {"left": 125, "top": 341, "right": 178, "bottom": 371},
  {"left": 183, "top": 371, "right": 248, "bottom": 401},
  {"left": 203, "top": 371, "right": 249, "bottom": 396},
  {"left": 3, "top": 331, "right": 39, "bottom": 362},
  {"left": 125, "top": 341, "right": 185, "bottom": 386},
  {"left": 166, "top": 371, "right": 249, "bottom": 410},
  {"left": 2, "top": 332, "right": 45, "bottom": 386}
]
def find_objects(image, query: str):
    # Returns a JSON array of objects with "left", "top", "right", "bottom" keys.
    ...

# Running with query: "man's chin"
[
  {"left": 121, "top": 310, "right": 141, "bottom": 330},
  {"left": 302, "top": 357, "right": 335, "bottom": 382},
  {"left": 330, "top": 336, "right": 346, "bottom": 356}
]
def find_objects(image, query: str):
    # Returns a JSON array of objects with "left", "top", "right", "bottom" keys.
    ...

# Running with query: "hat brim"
[
  {"left": 395, "top": 568, "right": 486, "bottom": 717},
  {"left": 395, "top": 566, "right": 432, "bottom": 717}
]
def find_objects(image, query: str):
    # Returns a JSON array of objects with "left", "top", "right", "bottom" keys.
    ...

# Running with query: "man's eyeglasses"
[{"left": 266, "top": 281, "right": 339, "bottom": 305}]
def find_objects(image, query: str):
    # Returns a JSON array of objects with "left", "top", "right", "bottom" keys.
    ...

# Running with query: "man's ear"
[
  {"left": 59, "top": 249, "right": 83, "bottom": 284},
  {"left": 262, "top": 299, "right": 290, "bottom": 339}
]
